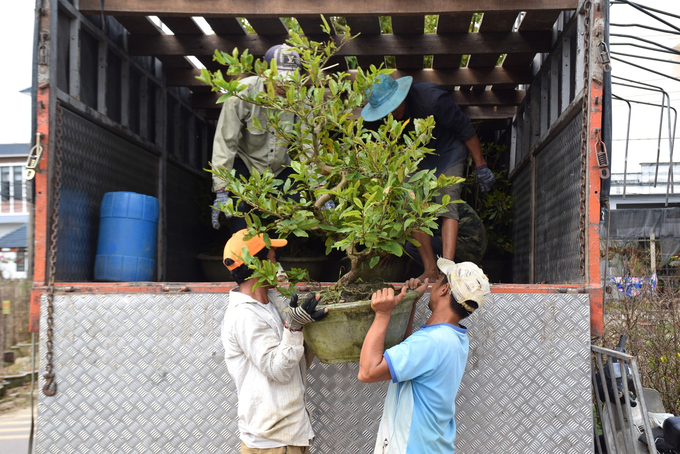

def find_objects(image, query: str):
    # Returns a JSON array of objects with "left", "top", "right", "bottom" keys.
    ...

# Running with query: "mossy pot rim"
[{"left": 316, "top": 288, "right": 421, "bottom": 311}]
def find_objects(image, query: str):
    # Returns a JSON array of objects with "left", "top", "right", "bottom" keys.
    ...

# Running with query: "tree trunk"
[{"left": 336, "top": 249, "right": 364, "bottom": 287}]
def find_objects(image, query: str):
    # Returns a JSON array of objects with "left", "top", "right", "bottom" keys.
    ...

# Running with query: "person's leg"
[
  {"left": 441, "top": 218, "right": 459, "bottom": 260},
  {"left": 439, "top": 162, "right": 464, "bottom": 262},
  {"left": 414, "top": 162, "right": 464, "bottom": 279},
  {"left": 413, "top": 230, "right": 439, "bottom": 282}
]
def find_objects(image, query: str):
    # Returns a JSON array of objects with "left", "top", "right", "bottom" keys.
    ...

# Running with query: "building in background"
[
  {"left": 0, "top": 143, "right": 29, "bottom": 279},
  {"left": 0, "top": 224, "right": 27, "bottom": 279},
  {"left": 0, "top": 144, "right": 29, "bottom": 237}
]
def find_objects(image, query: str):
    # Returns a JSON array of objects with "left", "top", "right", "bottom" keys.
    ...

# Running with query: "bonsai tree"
[{"left": 199, "top": 18, "right": 463, "bottom": 290}]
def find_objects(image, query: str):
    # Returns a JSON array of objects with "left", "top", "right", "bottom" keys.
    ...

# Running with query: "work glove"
[
  {"left": 284, "top": 293, "right": 328, "bottom": 332},
  {"left": 476, "top": 165, "right": 496, "bottom": 193},
  {"left": 211, "top": 190, "right": 231, "bottom": 230}
]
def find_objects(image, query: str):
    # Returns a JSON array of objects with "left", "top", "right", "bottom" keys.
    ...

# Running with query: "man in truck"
[
  {"left": 210, "top": 44, "right": 301, "bottom": 234},
  {"left": 361, "top": 75, "right": 495, "bottom": 283},
  {"left": 221, "top": 229, "right": 328, "bottom": 453},
  {"left": 358, "top": 258, "right": 490, "bottom": 453}
]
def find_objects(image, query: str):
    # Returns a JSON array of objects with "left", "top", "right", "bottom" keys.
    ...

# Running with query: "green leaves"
[{"left": 200, "top": 22, "right": 460, "bottom": 286}]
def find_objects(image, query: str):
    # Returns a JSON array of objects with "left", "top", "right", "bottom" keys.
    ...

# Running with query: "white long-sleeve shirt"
[{"left": 221, "top": 289, "right": 314, "bottom": 446}]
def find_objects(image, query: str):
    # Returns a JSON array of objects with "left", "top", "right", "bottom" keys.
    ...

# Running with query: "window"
[
  {"left": 1, "top": 167, "right": 9, "bottom": 213},
  {"left": 16, "top": 249, "right": 25, "bottom": 272},
  {"left": 0, "top": 164, "right": 27, "bottom": 214},
  {"left": 13, "top": 166, "right": 23, "bottom": 211}
]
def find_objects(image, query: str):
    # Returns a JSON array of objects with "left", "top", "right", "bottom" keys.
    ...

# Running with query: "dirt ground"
[
  {"left": 1, "top": 353, "right": 40, "bottom": 415},
  {"left": 0, "top": 382, "right": 38, "bottom": 415}
]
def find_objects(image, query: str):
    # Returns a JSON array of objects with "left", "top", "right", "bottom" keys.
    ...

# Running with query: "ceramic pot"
[
  {"left": 196, "top": 253, "right": 232, "bottom": 282},
  {"left": 303, "top": 290, "right": 419, "bottom": 363},
  {"left": 278, "top": 256, "right": 329, "bottom": 282}
]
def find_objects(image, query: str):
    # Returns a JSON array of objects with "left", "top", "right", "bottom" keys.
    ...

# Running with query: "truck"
[{"left": 29, "top": 0, "right": 609, "bottom": 452}]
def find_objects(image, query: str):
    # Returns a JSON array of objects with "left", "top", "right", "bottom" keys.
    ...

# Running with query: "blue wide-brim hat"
[{"left": 361, "top": 74, "right": 413, "bottom": 122}]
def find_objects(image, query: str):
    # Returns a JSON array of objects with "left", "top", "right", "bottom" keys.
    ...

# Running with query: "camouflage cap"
[{"left": 436, "top": 257, "right": 490, "bottom": 313}]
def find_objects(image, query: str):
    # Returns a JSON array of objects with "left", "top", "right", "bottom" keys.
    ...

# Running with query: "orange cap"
[{"left": 223, "top": 229, "right": 287, "bottom": 271}]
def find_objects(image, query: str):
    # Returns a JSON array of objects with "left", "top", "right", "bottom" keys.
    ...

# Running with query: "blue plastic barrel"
[{"left": 94, "top": 192, "right": 159, "bottom": 281}]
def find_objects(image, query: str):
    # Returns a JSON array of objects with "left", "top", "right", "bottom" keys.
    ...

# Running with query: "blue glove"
[
  {"left": 476, "top": 165, "right": 496, "bottom": 193},
  {"left": 211, "top": 190, "right": 231, "bottom": 230}
]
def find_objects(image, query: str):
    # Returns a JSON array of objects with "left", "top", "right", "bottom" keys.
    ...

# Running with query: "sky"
[
  {"left": 0, "top": 2, "right": 34, "bottom": 144},
  {"left": 609, "top": 0, "right": 680, "bottom": 174}
]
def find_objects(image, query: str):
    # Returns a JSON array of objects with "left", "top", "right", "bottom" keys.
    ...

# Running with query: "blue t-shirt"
[{"left": 382, "top": 323, "right": 469, "bottom": 454}]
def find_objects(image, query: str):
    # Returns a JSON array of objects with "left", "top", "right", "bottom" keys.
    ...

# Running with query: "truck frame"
[{"left": 29, "top": 0, "right": 609, "bottom": 452}]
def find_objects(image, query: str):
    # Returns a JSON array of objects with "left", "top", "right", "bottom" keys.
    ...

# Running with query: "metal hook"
[
  {"left": 25, "top": 132, "right": 43, "bottom": 180},
  {"left": 42, "top": 373, "right": 57, "bottom": 396}
]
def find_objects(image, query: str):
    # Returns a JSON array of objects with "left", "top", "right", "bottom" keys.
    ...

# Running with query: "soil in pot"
[{"left": 302, "top": 289, "right": 420, "bottom": 364}]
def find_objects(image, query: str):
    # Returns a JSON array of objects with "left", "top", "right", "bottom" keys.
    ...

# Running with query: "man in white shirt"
[{"left": 221, "top": 229, "right": 328, "bottom": 453}]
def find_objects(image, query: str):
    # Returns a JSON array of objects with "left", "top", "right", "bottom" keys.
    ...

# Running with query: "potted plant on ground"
[{"left": 200, "top": 18, "right": 462, "bottom": 362}]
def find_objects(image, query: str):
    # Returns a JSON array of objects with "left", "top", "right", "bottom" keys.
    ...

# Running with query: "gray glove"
[
  {"left": 211, "top": 190, "right": 231, "bottom": 230},
  {"left": 284, "top": 293, "right": 328, "bottom": 332},
  {"left": 476, "top": 165, "right": 496, "bottom": 193}
]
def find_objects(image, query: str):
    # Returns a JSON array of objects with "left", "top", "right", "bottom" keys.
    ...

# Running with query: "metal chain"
[
  {"left": 43, "top": 103, "right": 63, "bottom": 397},
  {"left": 579, "top": 1, "right": 592, "bottom": 277}
]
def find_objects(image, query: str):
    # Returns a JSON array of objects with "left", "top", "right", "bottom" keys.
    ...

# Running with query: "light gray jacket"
[
  {"left": 221, "top": 289, "right": 314, "bottom": 446},
  {"left": 211, "top": 76, "right": 294, "bottom": 192}
]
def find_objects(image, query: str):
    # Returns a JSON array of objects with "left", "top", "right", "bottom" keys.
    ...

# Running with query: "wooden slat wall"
[
  {"left": 344, "top": 17, "right": 385, "bottom": 69},
  {"left": 296, "top": 16, "right": 348, "bottom": 71},
  {"left": 105, "top": 3, "right": 573, "bottom": 123},
  {"left": 392, "top": 16, "right": 425, "bottom": 69},
  {"left": 114, "top": 16, "right": 195, "bottom": 70},
  {"left": 433, "top": 14, "right": 470, "bottom": 71}
]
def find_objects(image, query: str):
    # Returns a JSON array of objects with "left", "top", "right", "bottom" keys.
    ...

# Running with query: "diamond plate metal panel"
[
  {"left": 56, "top": 107, "right": 159, "bottom": 282},
  {"left": 37, "top": 291, "right": 591, "bottom": 453},
  {"left": 535, "top": 113, "right": 583, "bottom": 284},
  {"left": 512, "top": 164, "right": 532, "bottom": 283}
]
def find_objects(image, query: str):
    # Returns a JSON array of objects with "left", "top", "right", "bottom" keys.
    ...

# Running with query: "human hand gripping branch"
[{"left": 357, "top": 278, "right": 429, "bottom": 383}]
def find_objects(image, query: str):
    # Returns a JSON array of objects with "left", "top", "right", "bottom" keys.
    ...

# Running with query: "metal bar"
[
  {"left": 595, "top": 352, "right": 621, "bottom": 453},
  {"left": 655, "top": 93, "right": 666, "bottom": 188},
  {"left": 610, "top": 51, "right": 680, "bottom": 64},
  {"left": 156, "top": 85, "right": 167, "bottom": 282},
  {"left": 665, "top": 108, "right": 677, "bottom": 205},
  {"left": 68, "top": 15, "right": 81, "bottom": 100},
  {"left": 613, "top": 97, "right": 631, "bottom": 199},
  {"left": 120, "top": 59, "right": 130, "bottom": 127},
  {"left": 630, "top": 358, "right": 658, "bottom": 454},
  {"left": 611, "top": 80, "right": 668, "bottom": 189},
  {"left": 610, "top": 34, "right": 680, "bottom": 54},
  {"left": 610, "top": 23, "right": 680, "bottom": 35},
  {"left": 615, "top": 356, "right": 639, "bottom": 452},
  {"left": 530, "top": 153, "right": 536, "bottom": 283},
  {"left": 611, "top": 0, "right": 680, "bottom": 33},
  {"left": 610, "top": 41, "right": 680, "bottom": 55},
  {"left": 97, "top": 39, "right": 108, "bottom": 115},
  {"left": 610, "top": 56, "right": 680, "bottom": 83},
  {"left": 611, "top": 78, "right": 676, "bottom": 197},
  {"left": 605, "top": 357, "right": 635, "bottom": 454},
  {"left": 591, "top": 353, "right": 611, "bottom": 453},
  {"left": 561, "top": 35, "right": 571, "bottom": 115}
]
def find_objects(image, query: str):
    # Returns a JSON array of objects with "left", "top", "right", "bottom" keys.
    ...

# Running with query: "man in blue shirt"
[
  {"left": 361, "top": 75, "right": 495, "bottom": 283},
  {"left": 358, "top": 258, "right": 490, "bottom": 454}
]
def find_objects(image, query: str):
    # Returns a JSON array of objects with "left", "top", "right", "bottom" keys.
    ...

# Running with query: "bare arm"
[
  {"left": 403, "top": 278, "right": 429, "bottom": 339},
  {"left": 357, "top": 288, "right": 399, "bottom": 383},
  {"left": 464, "top": 134, "right": 487, "bottom": 168},
  {"left": 358, "top": 279, "right": 428, "bottom": 383}
]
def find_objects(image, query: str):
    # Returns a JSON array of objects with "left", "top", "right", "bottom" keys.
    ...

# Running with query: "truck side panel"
[{"left": 36, "top": 291, "right": 591, "bottom": 453}]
